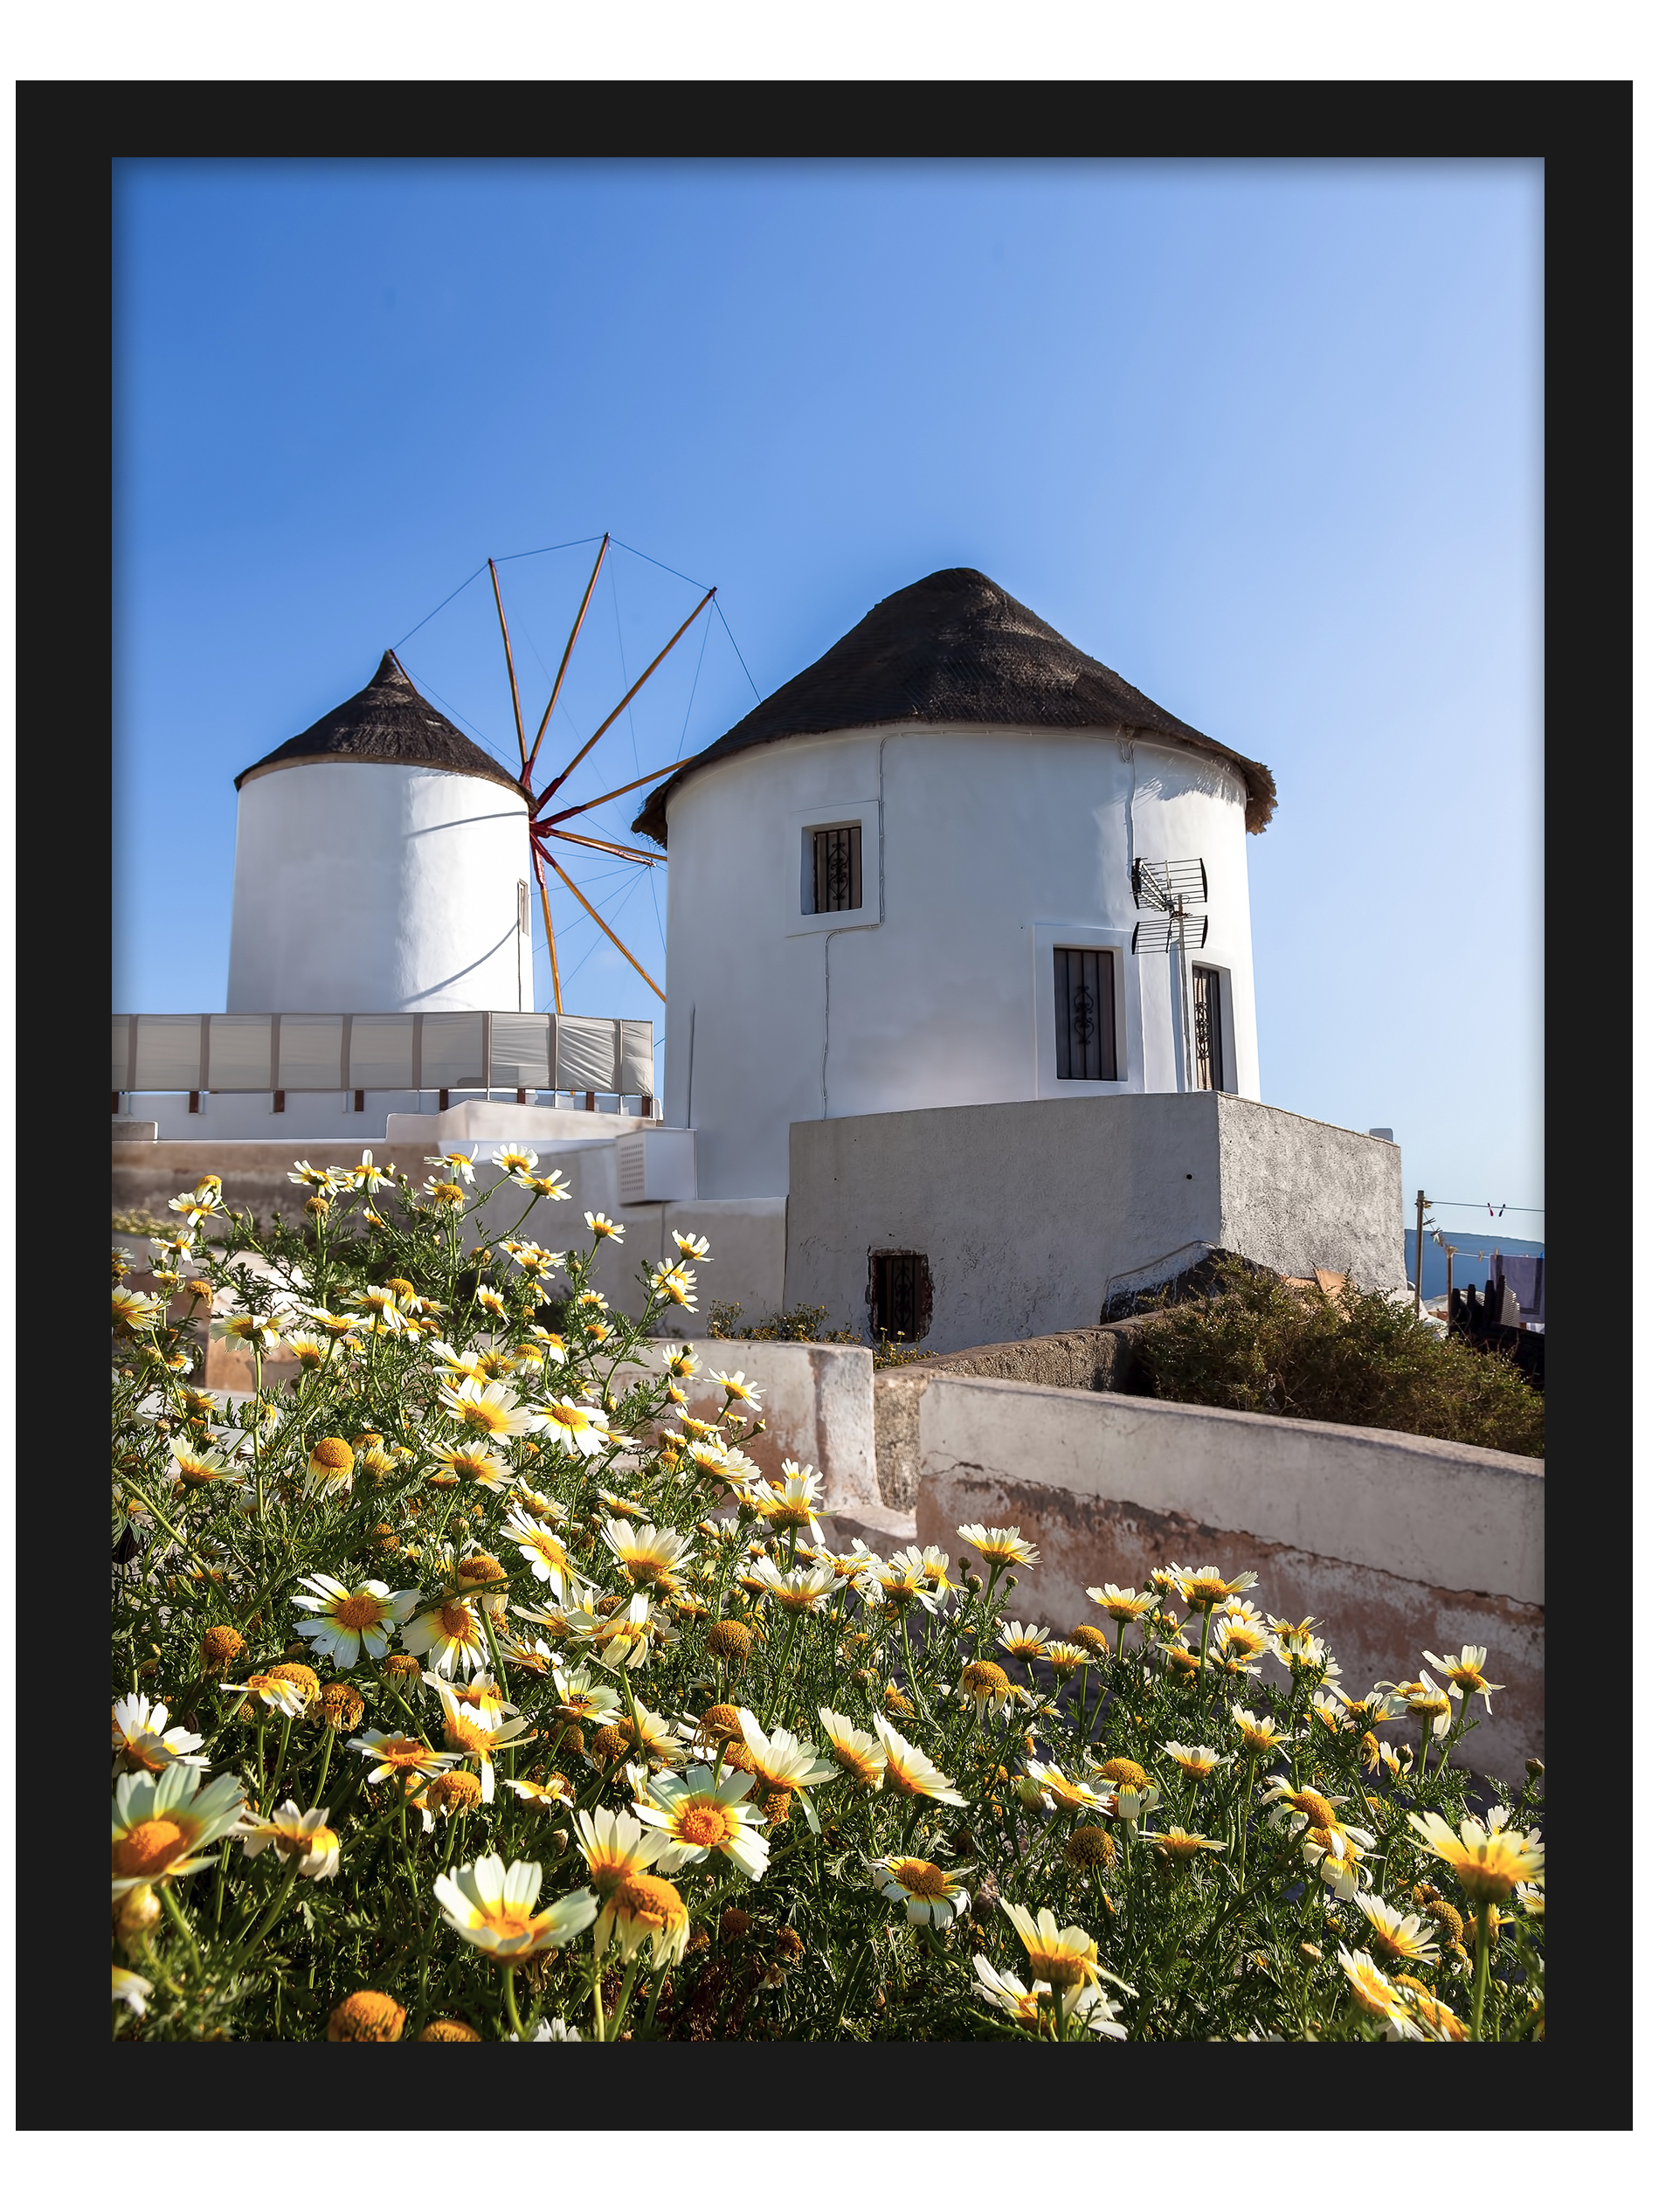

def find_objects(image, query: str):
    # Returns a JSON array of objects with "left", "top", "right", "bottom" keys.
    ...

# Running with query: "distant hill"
[{"left": 1403, "top": 1228, "right": 1543, "bottom": 1296}]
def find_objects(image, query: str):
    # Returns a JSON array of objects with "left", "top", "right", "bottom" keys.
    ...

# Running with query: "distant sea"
[{"left": 1402, "top": 1228, "right": 1543, "bottom": 1296}]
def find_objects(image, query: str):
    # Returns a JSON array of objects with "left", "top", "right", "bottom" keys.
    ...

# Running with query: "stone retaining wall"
[{"left": 913, "top": 1375, "right": 1544, "bottom": 1784}]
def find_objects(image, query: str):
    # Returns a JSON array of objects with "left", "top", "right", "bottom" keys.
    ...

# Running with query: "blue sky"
[{"left": 114, "top": 159, "right": 1542, "bottom": 1236}]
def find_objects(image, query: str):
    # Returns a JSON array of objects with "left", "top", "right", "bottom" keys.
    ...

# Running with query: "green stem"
[
  {"left": 1469, "top": 1900, "right": 1492, "bottom": 2040},
  {"left": 502, "top": 1960, "right": 527, "bottom": 2040},
  {"left": 605, "top": 1952, "right": 646, "bottom": 2039},
  {"left": 761, "top": 1607, "right": 804, "bottom": 1731},
  {"left": 157, "top": 1881, "right": 203, "bottom": 1974},
  {"left": 230, "top": 1855, "right": 302, "bottom": 1970}
]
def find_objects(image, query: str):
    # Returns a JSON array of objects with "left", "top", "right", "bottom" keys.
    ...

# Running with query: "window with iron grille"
[
  {"left": 1192, "top": 964, "right": 1225, "bottom": 1092},
  {"left": 1053, "top": 947, "right": 1117, "bottom": 1081},
  {"left": 868, "top": 1250, "right": 930, "bottom": 1341},
  {"left": 805, "top": 823, "right": 862, "bottom": 914}
]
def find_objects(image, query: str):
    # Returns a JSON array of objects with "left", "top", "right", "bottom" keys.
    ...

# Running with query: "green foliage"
[
  {"left": 1134, "top": 1258, "right": 1545, "bottom": 1458},
  {"left": 111, "top": 1168, "right": 1542, "bottom": 2043},
  {"left": 707, "top": 1301, "right": 927, "bottom": 1369}
]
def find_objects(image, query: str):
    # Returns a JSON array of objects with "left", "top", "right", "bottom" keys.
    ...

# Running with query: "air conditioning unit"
[{"left": 615, "top": 1128, "right": 697, "bottom": 1206}]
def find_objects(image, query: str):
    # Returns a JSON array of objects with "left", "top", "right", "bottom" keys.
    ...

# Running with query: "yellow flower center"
[
  {"left": 1027, "top": 1945, "right": 1087, "bottom": 1990},
  {"left": 1096, "top": 1758, "right": 1148, "bottom": 1789},
  {"left": 333, "top": 1593, "right": 384, "bottom": 1631},
  {"left": 1184, "top": 1577, "right": 1234, "bottom": 1607},
  {"left": 892, "top": 1856, "right": 948, "bottom": 1898},
  {"left": 462, "top": 1401, "right": 510, "bottom": 1434},
  {"left": 310, "top": 1437, "right": 354, "bottom": 1472},
  {"left": 327, "top": 1991, "right": 406, "bottom": 2041},
  {"left": 439, "top": 1601, "right": 475, "bottom": 1640},
  {"left": 114, "top": 1818, "right": 188, "bottom": 1877},
  {"left": 1290, "top": 1790, "right": 1339, "bottom": 1826},
  {"left": 446, "top": 1713, "right": 494, "bottom": 1757},
  {"left": 962, "top": 1661, "right": 1011, "bottom": 1697},
  {"left": 378, "top": 1737, "right": 433, "bottom": 1770},
  {"left": 615, "top": 1871, "right": 685, "bottom": 1930},
  {"left": 676, "top": 1802, "right": 734, "bottom": 1849}
]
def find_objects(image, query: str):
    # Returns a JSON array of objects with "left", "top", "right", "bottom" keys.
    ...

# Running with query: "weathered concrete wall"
[
  {"left": 872, "top": 1321, "right": 1152, "bottom": 1510},
  {"left": 914, "top": 1375, "right": 1543, "bottom": 1783},
  {"left": 648, "top": 1338, "right": 906, "bottom": 1547},
  {"left": 785, "top": 1091, "right": 1402, "bottom": 1355}
]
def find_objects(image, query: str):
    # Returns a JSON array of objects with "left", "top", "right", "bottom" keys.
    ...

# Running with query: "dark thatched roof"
[
  {"left": 236, "top": 651, "right": 527, "bottom": 798},
  {"left": 632, "top": 568, "right": 1275, "bottom": 843}
]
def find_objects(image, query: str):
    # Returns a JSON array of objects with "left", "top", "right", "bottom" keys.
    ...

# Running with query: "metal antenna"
[{"left": 1130, "top": 858, "right": 1210, "bottom": 1090}]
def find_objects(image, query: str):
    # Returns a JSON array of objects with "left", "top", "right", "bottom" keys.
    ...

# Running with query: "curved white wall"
[
  {"left": 227, "top": 761, "right": 531, "bottom": 1013},
  {"left": 661, "top": 724, "right": 1259, "bottom": 1198}
]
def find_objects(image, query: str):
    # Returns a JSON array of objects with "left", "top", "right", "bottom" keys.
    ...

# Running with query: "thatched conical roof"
[
  {"left": 236, "top": 651, "right": 526, "bottom": 798},
  {"left": 633, "top": 568, "right": 1275, "bottom": 842}
]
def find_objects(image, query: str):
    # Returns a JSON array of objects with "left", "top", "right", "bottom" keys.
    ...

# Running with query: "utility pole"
[{"left": 1413, "top": 1190, "right": 1430, "bottom": 1313}]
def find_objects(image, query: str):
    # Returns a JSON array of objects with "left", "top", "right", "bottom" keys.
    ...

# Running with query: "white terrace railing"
[{"left": 113, "top": 1011, "right": 656, "bottom": 1109}]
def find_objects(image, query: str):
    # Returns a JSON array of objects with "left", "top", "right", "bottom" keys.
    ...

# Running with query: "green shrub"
[{"left": 1134, "top": 1258, "right": 1544, "bottom": 1458}]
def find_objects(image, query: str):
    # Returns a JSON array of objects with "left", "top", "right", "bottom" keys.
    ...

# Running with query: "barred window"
[
  {"left": 805, "top": 823, "right": 862, "bottom": 914},
  {"left": 1053, "top": 947, "right": 1116, "bottom": 1081},
  {"left": 1192, "top": 965, "right": 1225, "bottom": 1092}
]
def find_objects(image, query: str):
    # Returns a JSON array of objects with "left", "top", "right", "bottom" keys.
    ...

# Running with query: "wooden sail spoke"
[
  {"left": 524, "top": 533, "right": 610, "bottom": 786},
  {"left": 529, "top": 841, "right": 563, "bottom": 1016},
  {"left": 488, "top": 558, "right": 529, "bottom": 771},
  {"left": 540, "top": 826, "right": 659, "bottom": 865},
  {"left": 547, "top": 857, "right": 665, "bottom": 1000},
  {"left": 536, "top": 586, "right": 715, "bottom": 809},
  {"left": 539, "top": 759, "right": 681, "bottom": 827}
]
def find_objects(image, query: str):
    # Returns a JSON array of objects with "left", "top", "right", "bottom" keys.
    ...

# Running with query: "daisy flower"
[
  {"left": 871, "top": 1856, "right": 972, "bottom": 1928},
  {"left": 346, "top": 1150, "right": 394, "bottom": 1191},
  {"left": 957, "top": 1524, "right": 1040, "bottom": 1571},
  {"left": 752, "top": 1557, "right": 839, "bottom": 1614},
  {"left": 751, "top": 1469, "right": 826, "bottom": 1545},
  {"left": 432, "top": 1682, "right": 537, "bottom": 1801},
  {"left": 294, "top": 1573, "right": 420, "bottom": 1666},
  {"left": 1423, "top": 1645, "right": 1505, "bottom": 1711},
  {"left": 221, "top": 1671, "right": 311, "bottom": 1719},
  {"left": 1260, "top": 1778, "right": 1351, "bottom": 1835},
  {"left": 575, "top": 1806, "right": 668, "bottom": 1899},
  {"left": 1230, "top": 1704, "right": 1292, "bottom": 1756},
  {"left": 169, "top": 1179, "right": 225, "bottom": 1227},
  {"left": 1161, "top": 1742, "right": 1234, "bottom": 1786},
  {"left": 429, "top": 1441, "right": 515, "bottom": 1492},
  {"left": 211, "top": 1312, "right": 285, "bottom": 1355},
  {"left": 504, "top": 1773, "right": 573, "bottom": 1810},
  {"left": 491, "top": 1144, "right": 539, "bottom": 1176},
  {"left": 166, "top": 1434, "right": 240, "bottom": 1488},
  {"left": 1026, "top": 1760, "right": 1115, "bottom": 1815},
  {"left": 577, "top": 1591, "right": 674, "bottom": 1671},
  {"left": 1355, "top": 1892, "right": 1441, "bottom": 1969},
  {"left": 434, "top": 1853, "right": 597, "bottom": 1960},
  {"left": 601, "top": 1517, "right": 695, "bottom": 1592},
  {"left": 425, "top": 1149, "right": 478, "bottom": 1185},
  {"left": 1337, "top": 1945, "right": 1422, "bottom": 2038},
  {"left": 347, "top": 1730, "right": 463, "bottom": 1786},
  {"left": 597, "top": 1870, "right": 689, "bottom": 1964},
  {"left": 403, "top": 1594, "right": 492, "bottom": 1678},
  {"left": 504, "top": 1505, "right": 574, "bottom": 1596},
  {"left": 649, "top": 1262, "right": 698, "bottom": 1310},
  {"left": 738, "top": 1713, "right": 839, "bottom": 1830},
  {"left": 550, "top": 1664, "right": 625, "bottom": 1732},
  {"left": 1090, "top": 1759, "right": 1160, "bottom": 1822},
  {"left": 709, "top": 1369, "right": 763, "bottom": 1412},
  {"left": 673, "top": 1232, "right": 711, "bottom": 1260},
  {"left": 585, "top": 1211, "right": 624, "bottom": 1241},
  {"left": 238, "top": 1799, "right": 342, "bottom": 1879},
  {"left": 972, "top": 1955, "right": 1130, "bottom": 2037},
  {"left": 1407, "top": 1808, "right": 1544, "bottom": 1904},
  {"left": 1381, "top": 1671, "right": 1455, "bottom": 1737},
  {"left": 113, "top": 1287, "right": 167, "bottom": 1331},
  {"left": 112, "top": 1966, "right": 154, "bottom": 2016},
  {"left": 1083, "top": 1574, "right": 1158, "bottom": 1628},
  {"left": 872, "top": 1716, "right": 966, "bottom": 1807},
  {"left": 1303, "top": 1824, "right": 1372, "bottom": 1901},
  {"left": 683, "top": 1437, "right": 731, "bottom": 1483},
  {"left": 1397, "top": 1980, "right": 1469, "bottom": 2041},
  {"left": 1044, "top": 1641, "right": 1090, "bottom": 1679},
  {"left": 817, "top": 1708, "right": 887, "bottom": 1788},
  {"left": 438, "top": 1376, "right": 540, "bottom": 1441},
  {"left": 633, "top": 1765, "right": 771, "bottom": 1879},
  {"left": 998, "top": 1621, "right": 1051, "bottom": 1662},
  {"left": 113, "top": 1763, "right": 248, "bottom": 1894},
  {"left": 536, "top": 1395, "right": 612, "bottom": 1458},
  {"left": 999, "top": 1899, "right": 1102, "bottom": 1991},
  {"left": 661, "top": 1344, "right": 701, "bottom": 1378},
  {"left": 1151, "top": 1827, "right": 1227, "bottom": 1865},
  {"left": 111, "top": 1695, "right": 208, "bottom": 1774}
]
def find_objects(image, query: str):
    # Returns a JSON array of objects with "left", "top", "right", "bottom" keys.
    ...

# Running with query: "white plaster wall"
[
  {"left": 784, "top": 1092, "right": 1404, "bottom": 1353},
  {"left": 227, "top": 761, "right": 530, "bottom": 1014},
  {"left": 660, "top": 724, "right": 1259, "bottom": 1199}
]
